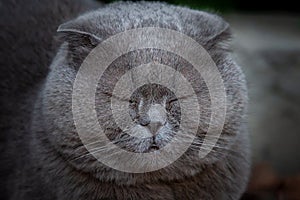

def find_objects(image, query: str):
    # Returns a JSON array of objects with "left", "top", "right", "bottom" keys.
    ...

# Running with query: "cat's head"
[{"left": 39, "top": 2, "right": 247, "bottom": 184}]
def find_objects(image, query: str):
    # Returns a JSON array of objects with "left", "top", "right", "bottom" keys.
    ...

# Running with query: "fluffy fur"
[{"left": 0, "top": 1, "right": 250, "bottom": 200}]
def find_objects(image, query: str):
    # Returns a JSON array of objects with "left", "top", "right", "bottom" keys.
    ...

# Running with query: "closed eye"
[
  {"left": 167, "top": 98, "right": 178, "bottom": 104},
  {"left": 166, "top": 98, "right": 178, "bottom": 110},
  {"left": 102, "top": 91, "right": 131, "bottom": 102}
]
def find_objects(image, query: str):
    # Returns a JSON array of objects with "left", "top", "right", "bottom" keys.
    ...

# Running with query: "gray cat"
[{"left": 0, "top": 1, "right": 250, "bottom": 200}]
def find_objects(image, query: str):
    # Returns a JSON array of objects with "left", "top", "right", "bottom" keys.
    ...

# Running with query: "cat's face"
[
  {"left": 39, "top": 2, "right": 247, "bottom": 184},
  {"left": 106, "top": 83, "right": 181, "bottom": 153}
]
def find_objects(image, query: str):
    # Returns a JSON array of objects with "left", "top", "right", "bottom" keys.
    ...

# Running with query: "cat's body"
[
  {"left": 0, "top": 1, "right": 250, "bottom": 200},
  {"left": 0, "top": 0, "right": 101, "bottom": 199}
]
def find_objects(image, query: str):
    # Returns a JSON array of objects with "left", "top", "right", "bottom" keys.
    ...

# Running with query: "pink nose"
[{"left": 147, "top": 121, "right": 163, "bottom": 135}]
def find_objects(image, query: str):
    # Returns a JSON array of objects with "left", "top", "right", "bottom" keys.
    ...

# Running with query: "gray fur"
[{"left": 0, "top": 1, "right": 250, "bottom": 200}]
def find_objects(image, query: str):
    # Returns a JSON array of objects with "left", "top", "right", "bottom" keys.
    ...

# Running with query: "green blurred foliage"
[
  {"left": 99, "top": 0, "right": 300, "bottom": 13},
  {"left": 173, "top": 0, "right": 235, "bottom": 12},
  {"left": 100, "top": 0, "right": 235, "bottom": 13}
]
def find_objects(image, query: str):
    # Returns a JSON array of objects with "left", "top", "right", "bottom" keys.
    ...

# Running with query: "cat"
[{"left": 0, "top": 1, "right": 250, "bottom": 199}]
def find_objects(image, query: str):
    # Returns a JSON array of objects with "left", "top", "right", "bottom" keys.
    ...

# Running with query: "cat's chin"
[
  {"left": 79, "top": 163, "right": 204, "bottom": 186},
  {"left": 60, "top": 146, "right": 205, "bottom": 185}
]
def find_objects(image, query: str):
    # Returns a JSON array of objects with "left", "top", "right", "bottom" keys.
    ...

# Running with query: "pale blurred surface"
[
  {"left": 226, "top": 14, "right": 300, "bottom": 200},
  {"left": 226, "top": 14, "right": 300, "bottom": 176}
]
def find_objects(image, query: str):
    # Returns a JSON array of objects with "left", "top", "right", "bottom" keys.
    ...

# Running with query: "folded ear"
[
  {"left": 56, "top": 18, "right": 101, "bottom": 69},
  {"left": 57, "top": 17, "right": 102, "bottom": 42},
  {"left": 178, "top": 10, "right": 231, "bottom": 49}
]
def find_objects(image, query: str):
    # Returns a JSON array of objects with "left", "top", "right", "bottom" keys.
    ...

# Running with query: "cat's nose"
[
  {"left": 139, "top": 117, "right": 162, "bottom": 135},
  {"left": 138, "top": 115, "right": 150, "bottom": 126},
  {"left": 147, "top": 121, "right": 163, "bottom": 135}
]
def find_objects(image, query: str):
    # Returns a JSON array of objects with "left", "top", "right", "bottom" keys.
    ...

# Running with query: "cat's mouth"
[
  {"left": 111, "top": 132, "right": 170, "bottom": 153},
  {"left": 147, "top": 143, "right": 160, "bottom": 152}
]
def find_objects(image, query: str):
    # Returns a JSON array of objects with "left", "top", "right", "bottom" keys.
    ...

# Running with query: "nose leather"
[
  {"left": 146, "top": 104, "right": 167, "bottom": 135},
  {"left": 147, "top": 121, "right": 163, "bottom": 135}
]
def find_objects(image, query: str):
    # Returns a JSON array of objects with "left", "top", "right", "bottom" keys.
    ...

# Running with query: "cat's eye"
[{"left": 166, "top": 98, "right": 178, "bottom": 109}]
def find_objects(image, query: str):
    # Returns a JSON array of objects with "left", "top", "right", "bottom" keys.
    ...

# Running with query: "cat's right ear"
[
  {"left": 56, "top": 20, "right": 101, "bottom": 69},
  {"left": 56, "top": 19, "right": 101, "bottom": 46},
  {"left": 57, "top": 19, "right": 102, "bottom": 43}
]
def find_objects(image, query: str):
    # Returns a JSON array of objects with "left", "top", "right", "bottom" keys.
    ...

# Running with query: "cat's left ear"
[{"left": 179, "top": 10, "right": 231, "bottom": 49}]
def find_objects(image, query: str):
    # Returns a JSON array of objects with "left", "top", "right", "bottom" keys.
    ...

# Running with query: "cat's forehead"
[
  {"left": 131, "top": 84, "right": 175, "bottom": 99},
  {"left": 58, "top": 2, "right": 229, "bottom": 44}
]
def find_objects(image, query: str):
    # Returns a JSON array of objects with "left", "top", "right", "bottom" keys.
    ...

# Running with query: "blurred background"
[{"left": 104, "top": 1, "right": 300, "bottom": 199}]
